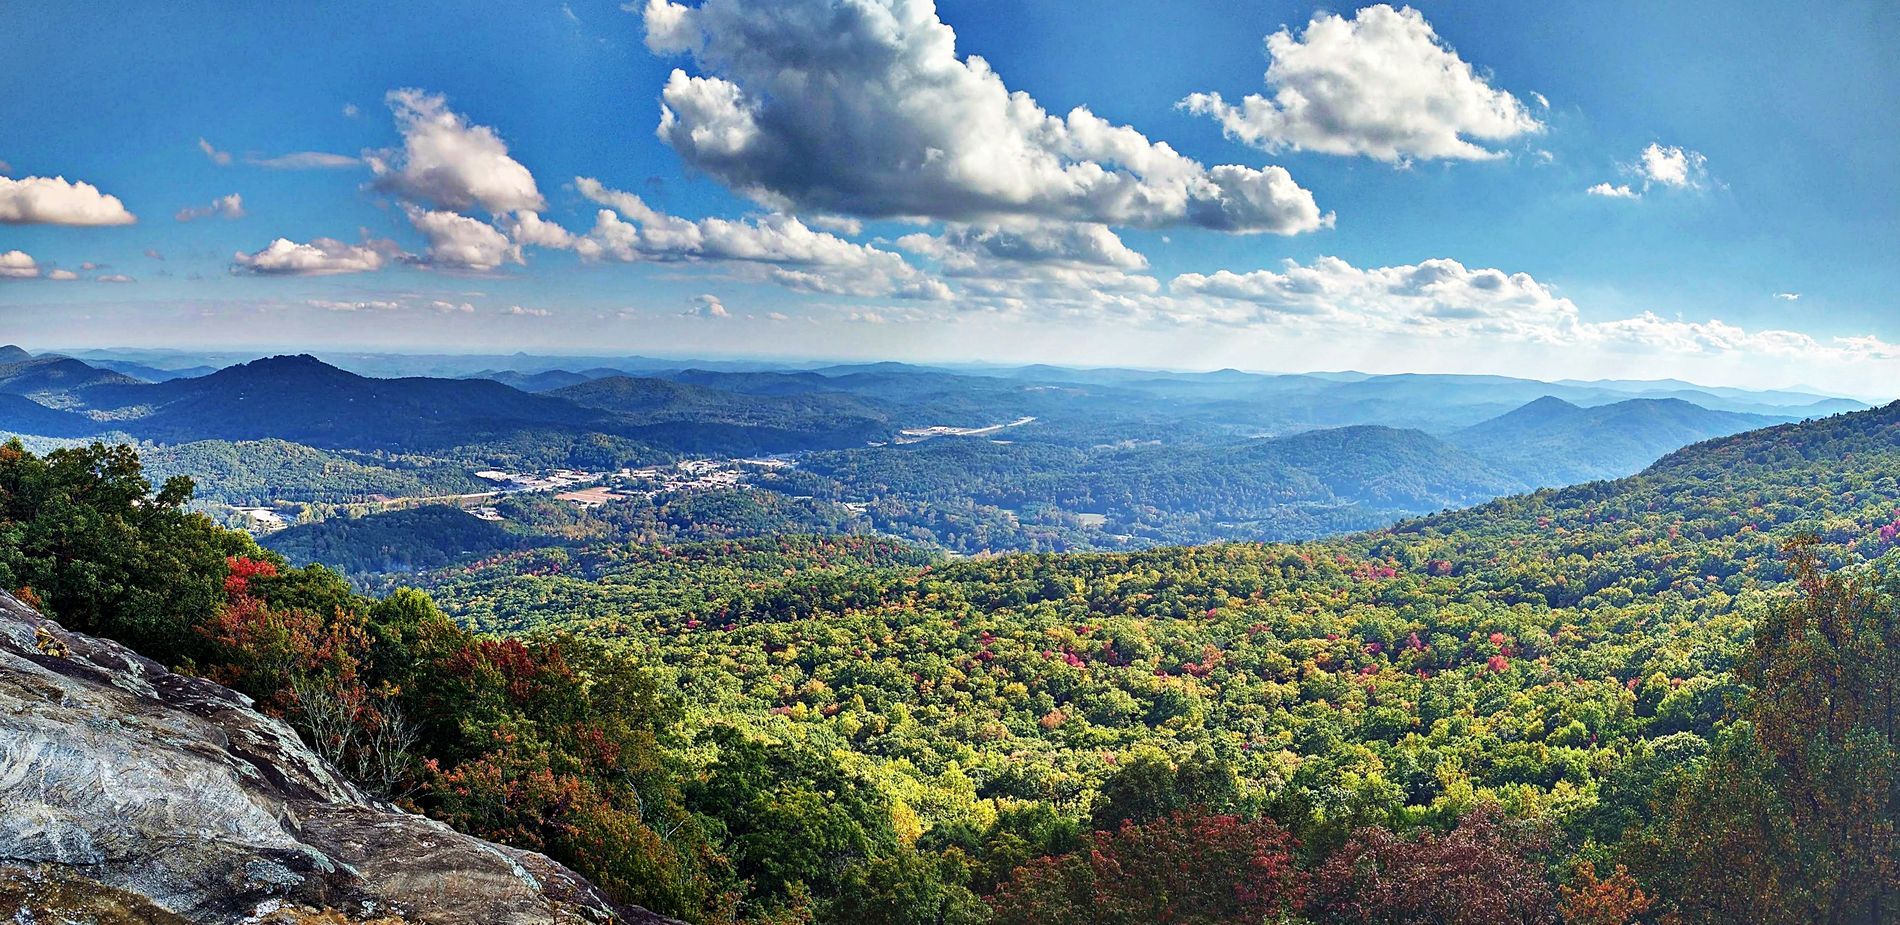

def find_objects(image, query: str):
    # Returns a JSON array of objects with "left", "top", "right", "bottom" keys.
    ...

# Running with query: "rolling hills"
[{"left": 1447, "top": 395, "right": 1785, "bottom": 486}]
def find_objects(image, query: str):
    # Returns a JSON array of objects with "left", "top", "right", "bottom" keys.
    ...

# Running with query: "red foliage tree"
[
  {"left": 987, "top": 811, "right": 1302, "bottom": 925},
  {"left": 1310, "top": 804, "right": 1557, "bottom": 925}
]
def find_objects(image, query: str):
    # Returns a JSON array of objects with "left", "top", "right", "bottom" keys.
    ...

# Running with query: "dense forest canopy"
[{"left": 5, "top": 394, "right": 1899, "bottom": 923}]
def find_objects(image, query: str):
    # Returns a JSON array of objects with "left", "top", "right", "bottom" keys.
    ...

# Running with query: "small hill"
[
  {"left": 89, "top": 358, "right": 219, "bottom": 381},
  {"left": 264, "top": 504, "right": 530, "bottom": 575},
  {"left": 0, "top": 355, "right": 142, "bottom": 406},
  {"left": 468, "top": 368, "right": 610, "bottom": 392},
  {"left": 138, "top": 438, "right": 487, "bottom": 504},
  {"left": 552, "top": 375, "right": 894, "bottom": 451},
  {"left": 0, "top": 344, "right": 32, "bottom": 365},
  {"left": 0, "top": 393, "right": 101, "bottom": 437},
  {"left": 1450, "top": 396, "right": 1787, "bottom": 486},
  {"left": 73, "top": 355, "right": 617, "bottom": 451}
]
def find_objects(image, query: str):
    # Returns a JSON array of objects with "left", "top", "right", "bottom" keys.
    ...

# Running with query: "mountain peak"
[
  {"left": 222, "top": 354, "right": 358, "bottom": 379},
  {"left": 0, "top": 345, "right": 31, "bottom": 366}
]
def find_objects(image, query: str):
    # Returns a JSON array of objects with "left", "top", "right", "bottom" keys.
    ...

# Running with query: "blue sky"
[{"left": 2, "top": 0, "right": 1896, "bottom": 393}]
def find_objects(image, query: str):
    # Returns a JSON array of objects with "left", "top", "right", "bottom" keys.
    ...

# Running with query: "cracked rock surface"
[{"left": 0, "top": 591, "right": 681, "bottom": 924}]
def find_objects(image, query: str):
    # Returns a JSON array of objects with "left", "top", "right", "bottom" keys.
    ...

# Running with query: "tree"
[
  {"left": 1559, "top": 862, "right": 1652, "bottom": 925},
  {"left": 1310, "top": 804, "right": 1556, "bottom": 925},
  {"left": 0, "top": 439, "right": 248, "bottom": 662},
  {"left": 988, "top": 811, "right": 1302, "bottom": 925}
]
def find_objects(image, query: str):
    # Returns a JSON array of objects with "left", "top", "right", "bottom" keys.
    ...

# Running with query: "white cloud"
[
  {"left": 247, "top": 151, "right": 361, "bottom": 169},
  {"left": 1530, "top": 91, "right": 1550, "bottom": 110},
  {"left": 198, "top": 137, "right": 233, "bottom": 166},
  {"left": 232, "top": 237, "right": 396, "bottom": 275},
  {"left": 1587, "top": 143, "right": 1711, "bottom": 201},
  {"left": 1774, "top": 292, "right": 1801, "bottom": 301},
  {"left": 0, "top": 250, "right": 39, "bottom": 279},
  {"left": 1587, "top": 182, "right": 1638, "bottom": 199},
  {"left": 343, "top": 103, "right": 361, "bottom": 119},
  {"left": 428, "top": 300, "right": 476, "bottom": 313},
  {"left": 308, "top": 299, "right": 401, "bottom": 312},
  {"left": 404, "top": 205, "right": 522, "bottom": 271},
  {"left": 897, "top": 220, "right": 1159, "bottom": 300},
  {"left": 0, "top": 175, "right": 137, "bottom": 225},
  {"left": 504, "top": 209, "right": 582, "bottom": 249},
  {"left": 1180, "top": 4, "right": 1540, "bottom": 162},
  {"left": 45, "top": 268, "right": 77, "bottom": 281},
  {"left": 1167, "top": 255, "right": 1900, "bottom": 367},
  {"left": 175, "top": 193, "right": 246, "bottom": 222},
  {"left": 367, "top": 89, "right": 545, "bottom": 213},
  {"left": 506, "top": 304, "right": 552, "bottom": 317},
  {"left": 1172, "top": 256, "right": 1580, "bottom": 336},
  {"left": 903, "top": 221, "right": 1148, "bottom": 271},
  {"left": 640, "top": 0, "right": 1327, "bottom": 234},
  {"left": 142, "top": 249, "right": 163, "bottom": 261},
  {"left": 96, "top": 274, "right": 134, "bottom": 283},
  {"left": 684, "top": 293, "right": 730, "bottom": 317},
  {"left": 806, "top": 214, "right": 863, "bottom": 235},
  {"left": 1638, "top": 143, "right": 1707, "bottom": 189},
  {"left": 505, "top": 177, "right": 950, "bottom": 299}
]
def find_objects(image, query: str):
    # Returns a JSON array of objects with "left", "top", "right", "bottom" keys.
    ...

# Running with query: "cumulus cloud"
[
  {"left": 1172, "top": 256, "right": 1579, "bottom": 336},
  {"left": 308, "top": 299, "right": 401, "bottom": 312},
  {"left": 45, "top": 268, "right": 77, "bottom": 281},
  {"left": 0, "top": 175, "right": 137, "bottom": 225},
  {"left": 95, "top": 274, "right": 134, "bottom": 283},
  {"left": 404, "top": 205, "right": 522, "bottom": 271},
  {"left": 232, "top": 237, "right": 397, "bottom": 275},
  {"left": 897, "top": 220, "right": 1159, "bottom": 300},
  {"left": 1167, "top": 254, "right": 1900, "bottom": 366},
  {"left": 427, "top": 300, "right": 476, "bottom": 313},
  {"left": 639, "top": 0, "right": 1327, "bottom": 234},
  {"left": 1180, "top": 5, "right": 1540, "bottom": 162},
  {"left": 198, "top": 138, "right": 233, "bottom": 166},
  {"left": 1774, "top": 292, "right": 1801, "bottom": 301},
  {"left": 247, "top": 151, "right": 361, "bottom": 169},
  {"left": 684, "top": 293, "right": 730, "bottom": 318},
  {"left": 506, "top": 304, "right": 552, "bottom": 317},
  {"left": 0, "top": 250, "right": 39, "bottom": 279},
  {"left": 175, "top": 193, "right": 246, "bottom": 222},
  {"left": 1638, "top": 143, "right": 1707, "bottom": 188},
  {"left": 1590, "top": 143, "right": 1710, "bottom": 198},
  {"left": 367, "top": 89, "right": 545, "bottom": 213},
  {"left": 503, "top": 177, "right": 950, "bottom": 299},
  {"left": 1587, "top": 182, "right": 1638, "bottom": 199}
]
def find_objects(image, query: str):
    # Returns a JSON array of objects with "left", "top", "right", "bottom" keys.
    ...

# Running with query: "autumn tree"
[
  {"left": 987, "top": 811, "right": 1302, "bottom": 925},
  {"left": 1310, "top": 804, "right": 1557, "bottom": 925}
]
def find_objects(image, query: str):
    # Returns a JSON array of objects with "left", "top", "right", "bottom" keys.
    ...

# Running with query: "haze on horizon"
[{"left": 3, "top": 0, "right": 1897, "bottom": 396}]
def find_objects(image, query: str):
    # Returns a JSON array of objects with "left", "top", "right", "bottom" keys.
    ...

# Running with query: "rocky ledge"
[{"left": 0, "top": 591, "right": 680, "bottom": 925}]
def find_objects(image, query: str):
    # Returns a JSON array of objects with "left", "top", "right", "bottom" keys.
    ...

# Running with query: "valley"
[
  {"left": 0, "top": 345, "right": 1843, "bottom": 580},
  {"left": 2, "top": 344, "right": 1894, "bottom": 924}
]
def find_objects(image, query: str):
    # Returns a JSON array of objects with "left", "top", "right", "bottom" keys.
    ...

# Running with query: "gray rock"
[{"left": 0, "top": 591, "right": 681, "bottom": 925}]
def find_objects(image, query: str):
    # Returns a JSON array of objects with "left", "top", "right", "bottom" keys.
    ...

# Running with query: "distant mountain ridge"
[{"left": 1449, "top": 396, "right": 1790, "bottom": 487}]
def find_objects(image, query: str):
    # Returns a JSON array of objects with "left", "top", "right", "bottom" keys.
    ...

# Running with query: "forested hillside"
[
  {"left": 408, "top": 401, "right": 1900, "bottom": 922},
  {"left": 4, "top": 398, "right": 1899, "bottom": 922}
]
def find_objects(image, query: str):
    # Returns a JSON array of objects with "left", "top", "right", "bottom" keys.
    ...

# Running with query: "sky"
[{"left": 1, "top": 0, "right": 1897, "bottom": 394}]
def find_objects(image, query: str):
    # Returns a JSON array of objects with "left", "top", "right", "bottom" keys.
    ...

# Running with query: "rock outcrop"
[{"left": 0, "top": 591, "right": 681, "bottom": 925}]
